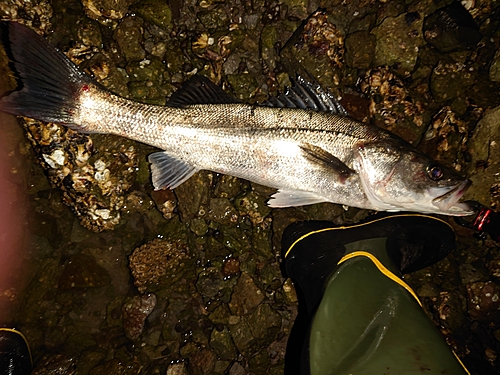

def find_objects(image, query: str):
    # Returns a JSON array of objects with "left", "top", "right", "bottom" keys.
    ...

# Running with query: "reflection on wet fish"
[{"left": 0, "top": 22, "right": 472, "bottom": 216}]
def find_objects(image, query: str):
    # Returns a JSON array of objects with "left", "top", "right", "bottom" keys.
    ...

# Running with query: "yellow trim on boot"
[
  {"left": 337, "top": 250, "right": 422, "bottom": 306},
  {"left": 284, "top": 213, "right": 453, "bottom": 258},
  {"left": 0, "top": 327, "right": 33, "bottom": 366}
]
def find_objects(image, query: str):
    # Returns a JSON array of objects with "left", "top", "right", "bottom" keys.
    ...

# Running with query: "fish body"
[{"left": 0, "top": 22, "right": 472, "bottom": 216}]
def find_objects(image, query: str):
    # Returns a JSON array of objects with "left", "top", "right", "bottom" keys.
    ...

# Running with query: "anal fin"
[
  {"left": 268, "top": 189, "right": 327, "bottom": 207},
  {"left": 148, "top": 151, "right": 198, "bottom": 190}
]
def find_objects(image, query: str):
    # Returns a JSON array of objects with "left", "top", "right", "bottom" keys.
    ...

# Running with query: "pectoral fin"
[
  {"left": 148, "top": 151, "right": 199, "bottom": 190},
  {"left": 268, "top": 189, "right": 328, "bottom": 207},
  {"left": 300, "top": 143, "right": 355, "bottom": 183}
]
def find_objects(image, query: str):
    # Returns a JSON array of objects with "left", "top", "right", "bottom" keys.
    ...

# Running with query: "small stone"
[
  {"left": 167, "top": 362, "right": 188, "bottom": 375},
  {"left": 466, "top": 281, "right": 500, "bottom": 323},
  {"left": 196, "top": 267, "right": 224, "bottom": 298},
  {"left": 229, "top": 272, "right": 264, "bottom": 315},
  {"left": 132, "top": 0, "right": 172, "bottom": 29},
  {"left": 122, "top": 293, "right": 157, "bottom": 340},
  {"left": 222, "top": 257, "right": 240, "bottom": 278}
]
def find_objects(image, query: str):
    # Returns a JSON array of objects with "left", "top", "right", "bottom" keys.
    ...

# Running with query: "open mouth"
[{"left": 432, "top": 180, "right": 473, "bottom": 215}]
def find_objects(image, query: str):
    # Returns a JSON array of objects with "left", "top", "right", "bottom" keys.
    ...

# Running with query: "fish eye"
[{"left": 427, "top": 165, "right": 444, "bottom": 181}]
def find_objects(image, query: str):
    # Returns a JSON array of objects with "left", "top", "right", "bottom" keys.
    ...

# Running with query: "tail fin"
[{"left": 0, "top": 22, "right": 92, "bottom": 123}]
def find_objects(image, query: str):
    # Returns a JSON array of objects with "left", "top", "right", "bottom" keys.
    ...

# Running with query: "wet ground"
[{"left": 0, "top": 0, "right": 500, "bottom": 374}]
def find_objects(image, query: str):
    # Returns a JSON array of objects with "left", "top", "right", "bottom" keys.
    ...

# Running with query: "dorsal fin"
[
  {"left": 264, "top": 75, "right": 348, "bottom": 115},
  {"left": 167, "top": 75, "right": 240, "bottom": 107}
]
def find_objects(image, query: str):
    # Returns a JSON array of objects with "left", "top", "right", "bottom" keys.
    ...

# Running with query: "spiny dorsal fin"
[
  {"left": 265, "top": 75, "right": 348, "bottom": 115},
  {"left": 167, "top": 75, "right": 240, "bottom": 107}
]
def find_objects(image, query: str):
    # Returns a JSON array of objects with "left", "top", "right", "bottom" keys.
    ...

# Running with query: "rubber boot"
[
  {"left": 0, "top": 328, "right": 32, "bottom": 375},
  {"left": 282, "top": 213, "right": 470, "bottom": 375}
]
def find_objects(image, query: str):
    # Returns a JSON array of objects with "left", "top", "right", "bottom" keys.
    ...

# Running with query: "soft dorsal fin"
[
  {"left": 167, "top": 75, "right": 240, "bottom": 107},
  {"left": 264, "top": 75, "right": 348, "bottom": 115}
]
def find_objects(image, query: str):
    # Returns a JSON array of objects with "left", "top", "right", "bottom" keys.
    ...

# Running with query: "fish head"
[{"left": 356, "top": 139, "right": 473, "bottom": 216}]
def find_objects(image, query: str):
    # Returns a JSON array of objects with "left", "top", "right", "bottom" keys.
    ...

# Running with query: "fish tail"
[{"left": 0, "top": 22, "right": 92, "bottom": 126}]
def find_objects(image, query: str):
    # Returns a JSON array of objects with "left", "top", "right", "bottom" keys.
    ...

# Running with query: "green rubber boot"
[{"left": 282, "top": 213, "right": 470, "bottom": 375}]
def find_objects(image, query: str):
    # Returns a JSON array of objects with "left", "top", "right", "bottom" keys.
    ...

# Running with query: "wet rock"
[
  {"left": 260, "top": 25, "right": 279, "bottom": 73},
  {"left": 460, "top": 262, "right": 490, "bottom": 284},
  {"left": 207, "top": 197, "right": 239, "bottom": 225},
  {"left": 465, "top": 105, "right": 500, "bottom": 208},
  {"left": 229, "top": 272, "right": 264, "bottom": 315},
  {"left": 227, "top": 74, "right": 259, "bottom": 101},
  {"left": 491, "top": 49, "right": 500, "bottom": 82},
  {"left": 248, "top": 349, "right": 271, "bottom": 375},
  {"left": 196, "top": 267, "right": 225, "bottom": 298},
  {"left": 423, "top": 2, "right": 481, "bottom": 53},
  {"left": 175, "top": 171, "right": 212, "bottom": 222},
  {"left": 210, "top": 327, "right": 237, "bottom": 360},
  {"left": 188, "top": 218, "right": 208, "bottom": 236},
  {"left": 114, "top": 17, "right": 146, "bottom": 62},
  {"left": 132, "top": 0, "right": 172, "bottom": 30},
  {"left": 188, "top": 348, "right": 216, "bottom": 375},
  {"left": 228, "top": 362, "right": 246, "bottom": 375},
  {"left": 58, "top": 253, "right": 111, "bottom": 289},
  {"left": 467, "top": 281, "right": 500, "bottom": 323},
  {"left": 234, "top": 190, "right": 271, "bottom": 226},
  {"left": 372, "top": 11, "right": 424, "bottom": 74},
  {"left": 129, "top": 239, "right": 193, "bottom": 293},
  {"left": 218, "top": 225, "right": 251, "bottom": 255},
  {"left": 344, "top": 30, "right": 375, "bottom": 69},
  {"left": 230, "top": 303, "right": 281, "bottom": 355},
  {"left": 487, "top": 259, "right": 500, "bottom": 279},
  {"left": 197, "top": 6, "right": 229, "bottom": 31},
  {"left": 214, "top": 175, "right": 242, "bottom": 198},
  {"left": 122, "top": 293, "right": 157, "bottom": 340},
  {"left": 430, "top": 60, "right": 476, "bottom": 103},
  {"left": 31, "top": 353, "right": 77, "bottom": 375},
  {"left": 89, "top": 358, "right": 142, "bottom": 374}
]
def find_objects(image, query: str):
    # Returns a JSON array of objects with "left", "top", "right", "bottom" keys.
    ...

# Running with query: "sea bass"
[{"left": 0, "top": 22, "right": 472, "bottom": 216}]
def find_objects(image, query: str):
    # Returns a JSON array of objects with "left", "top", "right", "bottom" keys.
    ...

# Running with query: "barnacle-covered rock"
[
  {"left": 0, "top": 0, "right": 53, "bottom": 34},
  {"left": 21, "top": 118, "right": 139, "bottom": 232},
  {"left": 129, "top": 238, "right": 193, "bottom": 293},
  {"left": 81, "top": 0, "right": 137, "bottom": 25},
  {"left": 358, "top": 67, "right": 424, "bottom": 142}
]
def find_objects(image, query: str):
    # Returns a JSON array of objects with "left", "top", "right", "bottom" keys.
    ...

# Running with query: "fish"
[{"left": 0, "top": 22, "right": 472, "bottom": 216}]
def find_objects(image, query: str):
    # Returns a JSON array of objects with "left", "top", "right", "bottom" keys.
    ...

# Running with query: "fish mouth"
[{"left": 431, "top": 180, "right": 473, "bottom": 215}]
